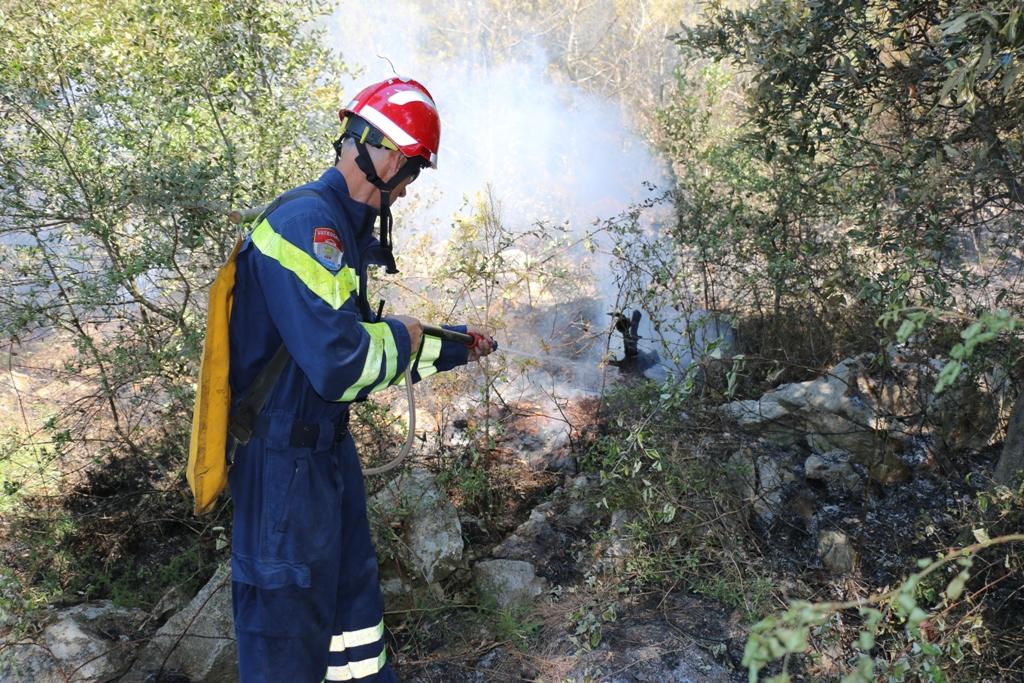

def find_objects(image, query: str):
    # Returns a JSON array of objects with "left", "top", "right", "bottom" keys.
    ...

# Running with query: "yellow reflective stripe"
[
  {"left": 324, "top": 648, "right": 386, "bottom": 681},
  {"left": 329, "top": 619, "right": 384, "bottom": 652},
  {"left": 368, "top": 323, "right": 401, "bottom": 391},
  {"left": 338, "top": 322, "right": 390, "bottom": 402},
  {"left": 417, "top": 334, "right": 442, "bottom": 380},
  {"left": 250, "top": 219, "right": 358, "bottom": 310},
  {"left": 393, "top": 334, "right": 443, "bottom": 386}
]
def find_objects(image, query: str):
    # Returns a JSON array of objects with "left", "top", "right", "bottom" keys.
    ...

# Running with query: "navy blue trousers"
[{"left": 229, "top": 413, "right": 398, "bottom": 682}]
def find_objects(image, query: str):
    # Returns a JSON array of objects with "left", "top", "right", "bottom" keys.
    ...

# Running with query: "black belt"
[{"left": 250, "top": 413, "right": 350, "bottom": 449}]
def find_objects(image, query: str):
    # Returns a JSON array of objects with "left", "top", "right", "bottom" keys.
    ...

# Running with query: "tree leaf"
[{"left": 940, "top": 13, "right": 973, "bottom": 35}]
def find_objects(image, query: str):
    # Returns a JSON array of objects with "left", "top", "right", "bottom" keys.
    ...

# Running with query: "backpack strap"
[
  {"left": 227, "top": 343, "right": 291, "bottom": 449},
  {"left": 226, "top": 188, "right": 330, "bottom": 453}
]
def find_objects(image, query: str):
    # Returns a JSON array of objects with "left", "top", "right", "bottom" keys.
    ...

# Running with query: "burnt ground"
[
  {"left": 395, "top": 593, "right": 745, "bottom": 683},
  {"left": 382, "top": 388, "right": 1024, "bottom": 682}
]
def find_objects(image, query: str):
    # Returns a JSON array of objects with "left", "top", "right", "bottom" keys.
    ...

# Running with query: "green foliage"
[
  {"left": 581, "top": 381, "right": 774, "bottom": 616},
  {"left": 567, "top": 602, "right": 618, "bottom": 651},
  {"left": 436, "top": 454, "right": 494, "bottom": 513},
  {"left": 652, "top": 0, "right": 1024, "bottom": 391},
  {"left": 879, "top": 306, "right": 1023, "bottom": 392},
  {"left": 487, "top": 602, "right": 542, "bottom": 652},
  {"left": 0, "top": 0, "right": 348, "bottom": 456},
  {"left": 743, "top": 533, "right": 1024, "bottom": 682},
  {"left": 0, "top": 0, "right": 345, "bottom": 618}
]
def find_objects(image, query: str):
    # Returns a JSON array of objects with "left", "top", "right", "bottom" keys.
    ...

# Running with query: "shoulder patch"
[{"left": 312, "top": 227, "right": 344, "bottom": 271}]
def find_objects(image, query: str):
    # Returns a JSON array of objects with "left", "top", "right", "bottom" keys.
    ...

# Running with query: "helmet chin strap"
[{"left": 352, "top": 139, "right": 422, "bottom": 275}]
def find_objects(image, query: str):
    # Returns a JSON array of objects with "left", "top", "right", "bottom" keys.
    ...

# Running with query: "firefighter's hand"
[
  {"left": 467, "top": 326, "right": 495, "bottom": 361},
  {"left": 389, "top": 315, "right": 422, "bottom": 354}
]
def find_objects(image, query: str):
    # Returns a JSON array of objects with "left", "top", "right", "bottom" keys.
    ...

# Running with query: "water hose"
[
  {"left": 362, "top": 325, "right": 496, "bottom": 476},
  {"left": 363, "top": 365, "right": 415, "bottom": 476}
]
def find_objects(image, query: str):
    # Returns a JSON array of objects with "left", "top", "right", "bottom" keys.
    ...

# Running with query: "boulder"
[
  {"left": 804, "top": 450, "right": 864, "bottom": 494},
  {"left": 720, "top": 356, "right": 889, "bottom": 462},
  {"left": 0, "top": 601, "right": 147, "bottom": 683},
  {"left": 721, "top": 354, "right": 1007, "bottom": 478},
  {"left": 727, "top": 445, "right": 798, "bottom": 526},
  {"left": 994, "top": 392, "right": 1024, "bottom": 487},
  {"left": 872, "top": 359, "right": 1003, "bottom": 451},
  {"left": 492, "top": 497, "right": 590, "bottom": 585},
  {"left": 818, "top": 530, "right": 857, "bottom": 575},
  {"left": 123, "top": 564, "right": 236, "bottom": 683},
  {"left": 598, "top": 509, "right": 639, "bottom": 572},
  {"left": 493, "top": 504, "right": 558, "bottom": 562},
  {"left": 473, "top": 560, "right": 545, "bottom": 609},
  {"left": 370, "top": 468, "right": 464, "bottom": 584}
]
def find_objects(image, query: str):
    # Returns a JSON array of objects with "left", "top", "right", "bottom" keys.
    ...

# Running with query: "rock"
[
  {"left": 148, "top": 584, "right": 191, "bottom": 626},
  {"left": 123, "top": 564, "right": 236, "bottom": 683},
  {"left": 884, "top": 356, "right": 999, "bottom": 451},
  {"left": 0, "top": 601, "right": 147, "bottom": 683},
  {"left": 493, "top": 505, "right": 558, "bottom": 561},
  {"left": 473, "top": 560, "right": 545, "bottom": 609},
  {"left": 599, "top": 509, "right": 638, "bottom": 571},
  {"left": 818, "top": 530, "right": 857, "bottom": 575},
  {"left": 0, "top": 572, "right": 19, "bottom": 632},
  {"left": 721, "top": 353, "right": 1007, "bottom": 474},
  {"left": 804, "top": 450, "right": 864, "bottom": 494},
  {"left": 720, "top": 355, "right": 909, "bottom": 468},
  {"left": 564, "top": 501, "right": 589, "bottom": 528},
  {"left": 727, "top": 446, "right": 797, "bottom": 526},
  {"left": 370, "top": 468, "right": 464, "bottom": 584},
  {"left": 380, "top": 576, "right": 413, "bottom": 600},
  {"left": 492, "top": 499, "right": 587, "bottom": 584},
  {"left": 994, "top": 392, "right": 1024, "bottom": 487}
]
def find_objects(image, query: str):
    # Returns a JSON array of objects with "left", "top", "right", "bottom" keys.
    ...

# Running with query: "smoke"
[
  {"left": 323, "top": 1, "right": 731, "bottom": 398},
  {"left": 325, "top": 0, "right": 667, "bottom": 241}
]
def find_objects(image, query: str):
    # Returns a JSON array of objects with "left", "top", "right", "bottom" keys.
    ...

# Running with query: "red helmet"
[{"left": 340, "top": 78, "right": 440, "bottom": 168}]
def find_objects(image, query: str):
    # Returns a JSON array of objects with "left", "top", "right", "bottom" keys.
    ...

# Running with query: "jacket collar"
[{"left": 318, "top": 167, "right": 378, "bottom": 237}]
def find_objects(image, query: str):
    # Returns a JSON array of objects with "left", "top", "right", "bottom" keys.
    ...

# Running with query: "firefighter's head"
[{"left": 333, "top": 77, "right": 440, "bottom": 209}]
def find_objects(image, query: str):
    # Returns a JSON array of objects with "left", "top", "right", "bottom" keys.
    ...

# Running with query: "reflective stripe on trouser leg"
[{"left": 324, "top": 434, "right": 396, "bottom": 682}]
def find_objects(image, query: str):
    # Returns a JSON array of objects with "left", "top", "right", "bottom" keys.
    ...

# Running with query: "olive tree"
[{"left": 0, "top": 0, "right": 347, "bottom": 460}]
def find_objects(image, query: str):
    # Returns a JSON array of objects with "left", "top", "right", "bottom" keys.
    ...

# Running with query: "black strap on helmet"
[{"left": 334, "top": 115, "right": 426, "bottom": 275}]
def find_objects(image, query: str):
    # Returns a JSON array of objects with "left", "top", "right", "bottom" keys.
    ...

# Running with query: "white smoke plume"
[
  {"left": 325, "top": 0, "right": 667, "bottom": 244},
  {"left": 323, "top": 0, "right": 727, "bottom": 398}
]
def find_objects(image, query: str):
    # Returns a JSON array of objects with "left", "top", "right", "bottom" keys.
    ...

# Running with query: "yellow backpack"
[
  {"left": 187, "top": 190, "right": 317, "bottom": 515},
  {"left": 187, "top": 239, "right": 242, "bottom": 515}
]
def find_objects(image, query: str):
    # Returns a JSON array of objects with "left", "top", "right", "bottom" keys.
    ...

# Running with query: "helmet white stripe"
[
  {"left": 359, "top": 104, "right": 417, "bottom": 148},
  {"left": 388, "top": 90, "right": 436, "bottom": 110}
]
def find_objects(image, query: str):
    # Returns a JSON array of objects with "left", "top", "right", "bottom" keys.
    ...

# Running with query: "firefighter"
[{"left": 227, "top": 78, "right": 493, "bottom": 682}]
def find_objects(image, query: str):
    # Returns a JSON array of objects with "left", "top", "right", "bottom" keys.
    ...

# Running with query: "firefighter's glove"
[{"left": 467, "top": 326, "right": 496, "bottom": 361}]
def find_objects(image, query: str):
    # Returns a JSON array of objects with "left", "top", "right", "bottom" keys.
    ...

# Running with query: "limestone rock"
[
  {"left": 727, "top": 446, "right": 797, "bottom": 526},
  {"left": 371, "top": 468, "right": 464, "bottom": 584},
  {"left": 804, "top": 450, "right": 864, "bottom": 494},
  {"left": 493, "top": 504, "right": 558, "bottom": 562},
  {"left": 720, "top": 356, "right": 889, "bottom": 463},
  {"left": 994, "top": 392, "right": 1024, "bottom": 487},
  {"left": 0, "top": 601, "right": 146, "bottom": 683},
  {"left": 473, "top": 560, "right": 545, "bottom": 608},
  {"left": 818, "top": 530, "right": 857, "bottom": 575},
  {"left": 124, "top": 564, "right": 236, "bottom": 683}
]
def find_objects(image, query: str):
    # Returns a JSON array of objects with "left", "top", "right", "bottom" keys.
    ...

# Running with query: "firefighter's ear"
[{"left": 383, "top": 149, "right": 406, "bottom": 180}]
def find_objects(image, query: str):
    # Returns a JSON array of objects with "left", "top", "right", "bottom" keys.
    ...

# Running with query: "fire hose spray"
[{"left": 364, "top": 324, "right": 497, "bottom": 476}]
